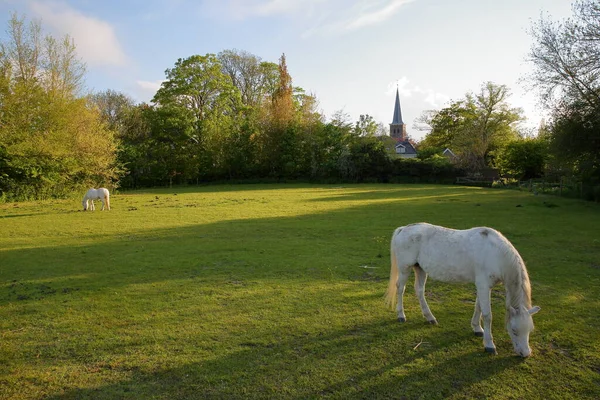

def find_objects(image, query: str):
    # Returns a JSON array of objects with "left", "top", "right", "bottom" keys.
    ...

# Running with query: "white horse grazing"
[
  {"left": 384, "top": 223, "right": 540, "bottom": 357},
  {"left": 82, "top": 188, "right": 110, "bottom": 211}
]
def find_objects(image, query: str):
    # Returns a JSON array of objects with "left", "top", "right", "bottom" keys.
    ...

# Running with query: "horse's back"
[
  {"left": 87, "top": 188, "right": 109, "bottom": 197},
  {"left": 392, "top": 223, "right": 512, "bottom": 283}
]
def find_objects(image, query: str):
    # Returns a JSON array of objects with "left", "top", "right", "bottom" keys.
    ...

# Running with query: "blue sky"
[{"left": 0, "top": 0, "right": 574, "bottom": 140}]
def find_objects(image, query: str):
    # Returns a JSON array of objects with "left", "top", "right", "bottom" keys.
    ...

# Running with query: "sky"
[{"left": 0, "top": 0, "right": 575, "bottom": 140}]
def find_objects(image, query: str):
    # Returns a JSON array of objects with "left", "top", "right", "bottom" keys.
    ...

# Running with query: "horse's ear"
[
  {"left": 509, "top": 306, "right": 518, "bottom": 316},
  {"left": 528, "top": 306, "right": 541, "bottom": 315}
]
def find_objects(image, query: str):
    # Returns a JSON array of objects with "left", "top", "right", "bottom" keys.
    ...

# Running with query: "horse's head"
[{"left": 506, "top": 305, "right": 541, "bottom": 357}]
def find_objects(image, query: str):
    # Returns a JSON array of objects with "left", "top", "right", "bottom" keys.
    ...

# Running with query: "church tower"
[
  {"left": 390, "top": 87, "right": 407, "bottom": 141},
  {"left": 389, "top": 86, "right": 417, "bottom": 158}
]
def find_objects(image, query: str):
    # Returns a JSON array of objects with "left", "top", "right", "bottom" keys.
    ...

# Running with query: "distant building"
[
  {"left": 442, "top": 148, "right": 458, "bottom": 160},
  {"left": 390, "top": 88, "right": 417, "bottom": 158}
]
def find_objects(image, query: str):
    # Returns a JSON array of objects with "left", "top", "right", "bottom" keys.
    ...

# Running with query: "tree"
[
  {"left": 419, "top": 82, "right": 523, "bottom": 170},
  {"left": 459, "top": 82, "right": 523, "bottom": 168},
  {"left": 0, "top": 13, "right": 85, "bottom": 96},
  {"left": 353, "top": 114, "right": 379, "bottom": 137},
  {"left": 418, "top": 100, "right": 477, "bottom": 151},
  {"left": 527, "top": 0, "right": 600, "bottom": 192},
  {"left": 217, "top": 49, "right": 278, "bottom": 108},
  {"left": 0, "top": 13, "right": 118, "bottom": 200},
  {"left": 496, "top": 138, "right": 549, "bottom": 179},
  {"left": 89, "top": 89, "right": 136, "bottom": 134},
  {"left": 270, "top": 53, "right": 294, "bottom": 126},
  {"left": 151, "top": 54, "right": 243, "bottom": 180},
  {"left": 548, "top": 99, "right": 600, "bottom": 183},
  {"left": 528, "top": 0, "right": 600, "bottom": 110},
  {"left": 153, "top": 54, "right": 239, "bottom": 124}
]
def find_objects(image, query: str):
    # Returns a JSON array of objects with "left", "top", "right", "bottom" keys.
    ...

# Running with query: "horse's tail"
[{"left": 384, "top": 227, "right": 402, "bottom": 310}]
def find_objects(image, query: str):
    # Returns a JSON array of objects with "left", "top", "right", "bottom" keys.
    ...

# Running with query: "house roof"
[
  {"left": 442, "top": 148, "right": 457, "bottom": 158},
  {"left": 395, "top": 140, "right": 417, "bottom": 154}
]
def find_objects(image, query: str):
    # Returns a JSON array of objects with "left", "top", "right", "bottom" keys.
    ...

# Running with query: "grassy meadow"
[{"left": 1, "top": 183, "right": 599, "bottom": 399}]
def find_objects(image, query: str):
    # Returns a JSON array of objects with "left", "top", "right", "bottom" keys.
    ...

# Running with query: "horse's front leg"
[
  {"left": 414, "top": 265, "right": 437, "bottom": 324},
  {"left": 476, "top": 283, "right": 496, "bottom": 354},
  {"left": 471, "top": 295, "right": 484, "bottom": 337},
  {"left": 90, "top": 200, "right": 95, "bottom": 211},
  {"left": 396, "top": 266, "right": 412, "bottom": 322}
]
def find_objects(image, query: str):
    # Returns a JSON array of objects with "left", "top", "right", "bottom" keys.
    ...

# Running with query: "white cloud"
[
  {"left": 201, "top": 0, "right": 415, "bottom": 35},
  {"left": 421, "top": 89, "right": 450, "bottom": 108},
  {"left": 28, "top": 1, "right": 128, "bottom": 67},
  {"left": 388, "top": 77, "right": 450, "bottom": 108},
  {"left": 387, "top": 76, "right": 412, "bottom": 98},
  {"left": 137, "top": 80, "right": 163, "bottom": 92},
  {"left": 134, "top": 80, "right": 164, "bottom": 102},
  {"left": 343, "top": 0, "right": 415, "bottom": 31},
  {"left": 303, "top": 0, "right": 416, "bottom": 37},
  {"left": 200, "top": 0, "right": 326, "bottom": 20}
]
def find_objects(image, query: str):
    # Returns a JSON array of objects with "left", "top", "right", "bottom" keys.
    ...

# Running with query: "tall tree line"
[
  {"left": 417, "top": 0, "right": 600, "bottom": 201},
  {"left": 1, "top": 14, "right": 462, "bottom": 200},
  {"left": 0, "top": 14, "right": 118, "bottom": 200},
  {"left": 527, "top": 0, "right": 600, "bottom": 198},
  {"left": 88, "top": 50, "right": 403, "bottom": 189}
]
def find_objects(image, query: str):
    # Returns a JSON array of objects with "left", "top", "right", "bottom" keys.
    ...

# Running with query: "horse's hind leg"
[
  {"left": 471, "top": 295, "right": 484, "bottom": 337},
  {"left": 395, "top": 266, "right": 411, "bottom": 322},
  {"left": 413, "top": 265, "right": 437, "bottom": 324}
]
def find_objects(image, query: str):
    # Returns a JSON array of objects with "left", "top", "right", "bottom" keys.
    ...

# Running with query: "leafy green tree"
[
  {"left": 339, "top": 136, "right": 390, "bottom": 182},
  {"left": 528, "top": 0, "right": 600, "bottom": 109},
  {"left": 527, "top": 0, "right": 600, "bottom": 194},
  {"left": 419, "top": 82, "right": 523, "bottom": 170},
  {"left": 151, "top": 54, "right": 243, "bottom": 181},
  {"left": 218, "top": 49, "right": 278, "bottom": 108},
  {"left": 418, "top": 100, "right": 477, "bottom": 150},
  {"left": 353, "top": 114, "right": 379, "bottom": 137},
  {"left": 89, "top": 89, "right": 136, "bottom": 135},
  {"left": 153, "top": 54, "right": 239, "bottom": 124},
  {"left": 0, "top": 13, "right": 118, "bottom": 200},
  {"left": 548, "top": 99, "right": 600, "bottom": 183},
  {"left": 496, "top": 138, "right": 549, "bottom": 179}
]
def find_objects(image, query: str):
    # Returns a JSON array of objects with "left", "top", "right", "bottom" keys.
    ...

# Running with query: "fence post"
[{"left": 560, "top": 177, "right": 563, "bottom": 196}]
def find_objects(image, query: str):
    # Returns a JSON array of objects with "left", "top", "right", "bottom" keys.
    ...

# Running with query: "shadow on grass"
[
  {"left": 39, "top": 318, "right": 524, "bottom": 400},
  {"left": 1, "top": 189, "right": 596, "bottom": 303},
  {"left": 2, "top": 185, "right": 599, "bottom": 398},
  {"left": 306, "top": 186, "right": 487, "bottom": 203}
]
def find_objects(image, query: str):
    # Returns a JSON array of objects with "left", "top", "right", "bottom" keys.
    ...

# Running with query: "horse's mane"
[{"left": 500, "top": 236, "right": 532, "bottom": 310}]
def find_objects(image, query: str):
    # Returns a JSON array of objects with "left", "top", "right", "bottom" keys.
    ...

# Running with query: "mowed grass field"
[{"left": 1, "top": 184, "right": 599, "bottom": 399}]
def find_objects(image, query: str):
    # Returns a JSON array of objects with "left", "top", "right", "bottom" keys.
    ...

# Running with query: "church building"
[{"left": 390, "top": 88, "right": 417, "bottom": 158}]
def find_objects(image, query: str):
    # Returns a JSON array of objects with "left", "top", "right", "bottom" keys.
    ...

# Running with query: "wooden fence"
[{"left": 456, "top": 176, "right": 599, "bottom": 201}]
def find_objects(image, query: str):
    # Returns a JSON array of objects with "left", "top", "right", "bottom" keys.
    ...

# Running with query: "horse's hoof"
[
  {"left": 484, "top": 347, "right": 497, "bottom": 355},
  {"left": 398, "top": 317, "right": 406, "bottom": 323},
  {"left": 427, "top": 319, "right": 438, "bottom": 325},
  {"left": 474, "top": 332, "right": 484, "bottom": 337}
]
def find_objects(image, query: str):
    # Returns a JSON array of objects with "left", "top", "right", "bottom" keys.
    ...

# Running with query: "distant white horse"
[
  {"left": 82, "top": 188, "right": 110, "bottom": 211},
  {"left": 384, "top": 223, "right": 540, "bottom": 357}
]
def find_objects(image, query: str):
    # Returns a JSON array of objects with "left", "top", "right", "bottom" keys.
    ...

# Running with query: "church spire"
[
  {"left": 392, "top": 86, "right": 404, "bottom": 124},
  {"left": 390, "top": 86, "right": 407, "bottom": 140}
]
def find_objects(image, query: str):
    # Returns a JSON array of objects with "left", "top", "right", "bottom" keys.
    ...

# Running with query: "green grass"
[{"left": 1, "top": 183, "right": 599, "bottom": 399}]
